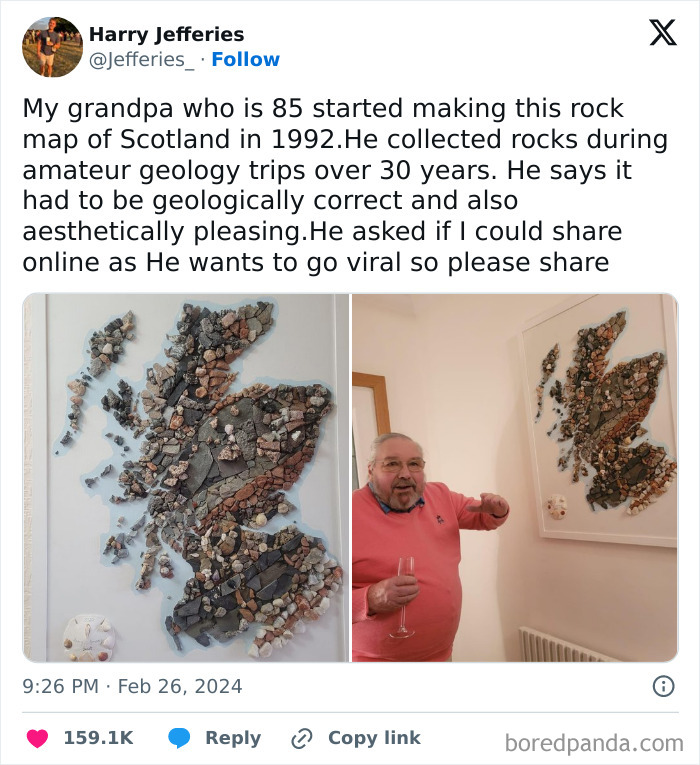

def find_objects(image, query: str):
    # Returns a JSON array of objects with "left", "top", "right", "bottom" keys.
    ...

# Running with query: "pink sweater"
[{"left": 352, "top": 482, "right": 507, "bottom": 661}]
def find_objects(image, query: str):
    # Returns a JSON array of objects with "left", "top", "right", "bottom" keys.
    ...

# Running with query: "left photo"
[{"left": 24, "top": 294, "right": 348, "bottom": 662}]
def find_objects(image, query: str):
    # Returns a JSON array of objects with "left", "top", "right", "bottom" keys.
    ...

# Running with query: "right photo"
[{"left": 351, "top": 294, "right": 677, "bottom": 663}]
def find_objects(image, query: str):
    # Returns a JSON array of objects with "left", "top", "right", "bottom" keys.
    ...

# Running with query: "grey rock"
[
  {"left": 176, "top": 596, "right": 202, "bottom": 617},
  {"left": 185, "top": 445, "right": 214, "bottom": 495}
]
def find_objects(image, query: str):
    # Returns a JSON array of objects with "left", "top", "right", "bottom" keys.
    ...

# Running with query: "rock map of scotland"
[{"left": 57, "top": 300, "right": 342, "bottom": 660}]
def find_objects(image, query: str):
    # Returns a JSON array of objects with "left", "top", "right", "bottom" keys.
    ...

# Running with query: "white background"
[{"left": 2, "top": 2, "right": 698, "bottom": 764}]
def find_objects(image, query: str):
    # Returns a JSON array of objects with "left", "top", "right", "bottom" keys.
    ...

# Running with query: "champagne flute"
[{"left": 390, "top": 556, "right": 415, "bottom": 638}]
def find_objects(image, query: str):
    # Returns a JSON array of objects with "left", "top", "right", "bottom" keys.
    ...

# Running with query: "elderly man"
[
  {"left": 352, "top": 432, "right": 509, "bottom": 661},
  {"left": 37, "top": 19, "right": 61, "bottom": 77}
]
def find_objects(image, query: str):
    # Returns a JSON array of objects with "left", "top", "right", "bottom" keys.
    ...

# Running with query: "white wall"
[
  {"left": 352, "top": 296, "right": 431, "bottom": 452},
  {"left": 352, "top": 295, "right": 677, "bottom": 662}
]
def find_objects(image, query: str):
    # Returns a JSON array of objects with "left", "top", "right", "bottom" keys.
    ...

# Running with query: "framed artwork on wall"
[{"left": 520, "top": 294, "right": 677, "bottom": 547}]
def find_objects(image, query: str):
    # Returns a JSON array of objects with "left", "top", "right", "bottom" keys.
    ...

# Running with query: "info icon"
[{"left": 652, "top": 676, "right": 675, "bottom": 697}]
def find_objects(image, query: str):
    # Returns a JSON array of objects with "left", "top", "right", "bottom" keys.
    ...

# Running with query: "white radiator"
[{"left": 519, "top": 627, "right": 618, "bottom": 662}]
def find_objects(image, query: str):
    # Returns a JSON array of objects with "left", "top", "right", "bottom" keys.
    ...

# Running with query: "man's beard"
[{"left": 389, "top": 478, "right": 421, "bottom": 509}]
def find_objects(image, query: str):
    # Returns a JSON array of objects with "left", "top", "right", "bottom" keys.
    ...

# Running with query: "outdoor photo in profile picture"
[{"left": 23, "top": 17, "right": 83, "bottom": 78}]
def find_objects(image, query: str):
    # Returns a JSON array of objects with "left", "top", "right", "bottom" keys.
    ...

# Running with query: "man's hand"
[
  {"left": 471, "top": 493, "right": 510, "bottom": 517},
  {"left": 367, "top": 575, "right": 419, "bottom": 614}
]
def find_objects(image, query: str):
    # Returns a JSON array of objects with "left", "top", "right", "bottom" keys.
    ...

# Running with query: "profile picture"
[{"left": 23, "top": 17, "right": 83, "bottom": 78}]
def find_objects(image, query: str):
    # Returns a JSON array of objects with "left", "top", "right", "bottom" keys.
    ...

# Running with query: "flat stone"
[
  {"left": 176, "top": 596, "right": 202, "bottom": 617},
  {"left": 185, "top": 445, "right": 214, "bottom": 495}
]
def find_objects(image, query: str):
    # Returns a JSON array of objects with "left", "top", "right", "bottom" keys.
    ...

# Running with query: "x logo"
[{"left": 650, "top": 19, "right": 677, "bottom": 45}]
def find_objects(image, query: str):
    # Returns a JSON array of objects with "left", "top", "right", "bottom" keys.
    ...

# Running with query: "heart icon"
[{"left": 27, "top": 730, "right": 48, "bottom": 748}]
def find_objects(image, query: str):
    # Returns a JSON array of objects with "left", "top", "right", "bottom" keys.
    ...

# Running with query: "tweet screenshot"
[{"left": 1, "top": 1, "right": 698, "bottom": 763}]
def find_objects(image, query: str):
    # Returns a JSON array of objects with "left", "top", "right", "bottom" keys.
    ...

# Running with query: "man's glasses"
[{"left": 375, "top": 458, "right": 425, "bottom": 473}]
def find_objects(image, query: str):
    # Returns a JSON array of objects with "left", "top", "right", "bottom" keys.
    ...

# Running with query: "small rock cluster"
[
  {"left": 63, "top": 311, "right": 136, "bottom": 437},
  {"left": 101, "top": 380, "right": 135, "bottom": 430},
  {"left": 85, "top": 463, "right": 113, "bottom": 490},
  {"left": 535, "top": 344, "right": 559, "bottom": 421},
  {"left": 64, "top": 374, "right": 91, "bottom": 435},
  {"left": 88, "top": 311, "right": 135, "bottom": 378},
  {"left": 538, "top": 310, "right": 677, "bottom": 514}
]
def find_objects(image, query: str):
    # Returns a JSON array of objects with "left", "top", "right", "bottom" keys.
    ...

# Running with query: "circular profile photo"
[{"left": 23, "top": 17, "right": 83, "bottom": 78}]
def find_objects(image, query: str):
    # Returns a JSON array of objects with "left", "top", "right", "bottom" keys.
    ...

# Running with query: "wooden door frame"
[{"left": 352, "top": 372, "right": 391, "bottom": 435}]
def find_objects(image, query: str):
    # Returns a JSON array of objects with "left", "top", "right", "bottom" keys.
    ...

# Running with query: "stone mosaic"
[
  {"left": 537, "top": 310, "right": 676, "bottom": 515},
  {"left": 57, "top": 301, "right": 341, "bottom": 658}
]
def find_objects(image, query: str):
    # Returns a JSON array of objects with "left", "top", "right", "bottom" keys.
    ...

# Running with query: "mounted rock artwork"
[
  {"left": 56, "top": 301, "right": 342, "bottom": 659},
  {"left": 536, "top": 310, "right": 677, "bottom": 515}
]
